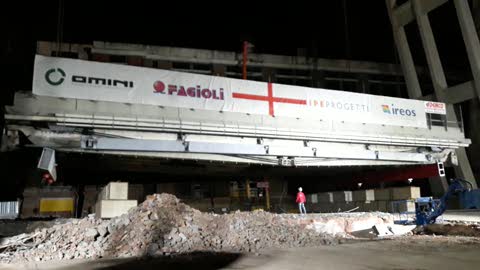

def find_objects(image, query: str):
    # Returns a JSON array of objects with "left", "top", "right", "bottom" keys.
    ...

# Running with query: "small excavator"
[{"left": 415, "top": 178, "right": 476, "bottom": 225}]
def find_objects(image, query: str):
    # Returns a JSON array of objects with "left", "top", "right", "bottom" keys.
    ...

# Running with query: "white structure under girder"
[{"left": 3, "top": 90, "right": 466, "bottom": 167}]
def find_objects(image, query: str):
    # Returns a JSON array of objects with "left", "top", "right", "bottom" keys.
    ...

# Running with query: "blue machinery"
[{"left": 415, "top": 178, "right": 477, "bottom": 225}]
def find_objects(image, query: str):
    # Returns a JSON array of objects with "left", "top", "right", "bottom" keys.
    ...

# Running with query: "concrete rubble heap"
[{"left": 0, "top": 194, "right": 348, "bottom": 263}]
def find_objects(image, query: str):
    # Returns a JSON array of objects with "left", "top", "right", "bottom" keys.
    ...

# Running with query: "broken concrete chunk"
[{"left": 85, "top": 228, "right": 99, "bottom": 238}]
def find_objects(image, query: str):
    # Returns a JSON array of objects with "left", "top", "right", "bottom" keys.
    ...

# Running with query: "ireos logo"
[
  {"left": 45, "top": 68, "right": 66, "bottom": 86},
  {"left": 382, "top": 104, "right": 416, "bottom": 117}
]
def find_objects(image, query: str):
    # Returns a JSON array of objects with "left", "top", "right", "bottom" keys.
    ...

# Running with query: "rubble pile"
[{"left": 0, "top": 194, "right": 340, "bottom": 263}]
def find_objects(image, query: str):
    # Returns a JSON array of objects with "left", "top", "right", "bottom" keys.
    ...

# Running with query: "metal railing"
[
  {"left": 0, "top": 201, "right": 20, "bottom": 219},
  {"left": 426, "top": 105, "right": 464, "bottom": 133}
]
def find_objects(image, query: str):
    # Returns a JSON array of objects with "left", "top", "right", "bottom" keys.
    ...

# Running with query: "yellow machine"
[{"left": 230, "top": 180, "right": 270, "bottom": 211}]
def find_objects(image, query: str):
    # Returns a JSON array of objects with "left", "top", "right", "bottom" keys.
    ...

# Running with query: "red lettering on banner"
[
  {"left": 426, "top": 102, "right": 444, "bottom": 109},
  {"left": 153, "top": 81, "right": 224, "bottom": 101},
  {"left": 178, "top": 87, "right": 187, "bottom": 96}
]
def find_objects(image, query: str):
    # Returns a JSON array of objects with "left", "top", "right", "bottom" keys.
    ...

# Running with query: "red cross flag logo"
[{"left": 232, "top": 83, "right": 307, "bottom": 116}]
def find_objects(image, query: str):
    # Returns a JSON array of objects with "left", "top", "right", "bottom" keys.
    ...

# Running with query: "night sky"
[{"left": 1, "top": 0, "right": 473, "bottom": 104}]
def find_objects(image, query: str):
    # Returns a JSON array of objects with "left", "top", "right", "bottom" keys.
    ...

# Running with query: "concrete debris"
[
  {"left": 373, "top": 224, "right": 394, "bottom": 237},
  {"left": 0, "top": 194, "right": 391, "bottom": 263},
  {"left": 373, "top": 224, "right": 416, "bottom": 237},
  {"left": 389, "top": 224, "right": 416, "bottom": 236}
]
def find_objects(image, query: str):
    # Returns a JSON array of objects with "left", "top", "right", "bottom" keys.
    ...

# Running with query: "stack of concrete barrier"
[
  {"left": 374, "top": 188, "right": 391, "bottom": 212},
  {"left": 332, "top": 191, "right": 354, "bottom": 212},
  {"left": 306, "top": 186, "right": 421, "bottom": 213},
  {"left": 373, "top": 186, "right": 420, "bottom": 213},
  {"left": 314, "top": 192, "right": 334, "bottom": 212},
  {"left": 95, "top": 182, "right": 137, "bottom": 218},
  {"left": 389, "top": 186, "right": 420, "bottom": 213},
  {"left": 305, "top": 194, "right": 319, "bottom": 212},
  {"left": 306, "top": 191, "right": 355, "bottom": 213},
  {"left": 353, "top": 189, "right": 376, "bottom": 212}
]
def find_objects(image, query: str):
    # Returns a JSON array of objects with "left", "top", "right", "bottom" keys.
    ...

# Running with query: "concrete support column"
[
  {"left": 411, "top": 0, "right": 451, "bottom": 193},
  {"left": 454, "top": 148, "right": 477, "bottom": 187},
  {"left": 386, "top": 0, "right": 423, "bottom": 99},
  {"left": 428, "top": 176, "right": 449, "bottom": 197},
  {"left": 412, "top": 0, "right": 447, "bottom": 92},
  {"left": 472, "top": 0, "right": 480, "bottom": 30},
  {"left": 454, "top": 0, "right": 480, "bottom": 101},
  {"left": 468, "top": 99, "right": 480, "bottom": 181},
  {"left": 412, "top": 0, "right": 477, "bottom": 190}
]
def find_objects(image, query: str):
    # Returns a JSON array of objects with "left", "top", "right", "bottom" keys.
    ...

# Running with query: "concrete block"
[
  {"left": 318, "top": 203, "right": 334, "bottom": 213},
  {"left": 307, "top": 194, "right": 318, "bottom": 203},
  {"left": 332, "top": 202, "right": 354, "bottom": 212},
  {"left": 183, "top": 198, "right": 212, "bottom": 212},
  {"left": 355, "top": 201, "right": 376, "bottom": 212},
  {"left": 100, "top": 182, "right": 128, "bottom": 200},
  {"left": 391, "top": 186, "right": 421, "bottom": 200},
  {"left": 317, "top": 192, "right": 334, "bottom": 203},
  {"left": 374, "top": 188, "right": 392, "bottom": 201},
  {"left": 332, "top": 191, "right": 353, "bottom": 202},
  {"left": 364, "top": 201, "right": 378, "bottom": 212},
  {"left": 391, "top": 200, "right": 416, "bottom": 213},
  {"left": 353, "top": 189, "right": 375, "bottom": 202},
  {"left": 304, "top": 201, "right": 320, "bottom": 212},
  {"left": 128, "top": 184, "right": 145, "bottom": 203},
  {"left": 156, "top": 183, "right": 176, "bottom": 194},
  {"left": 377, "top": 201, "right": 389, "bottom": 212},
  {"left": 82, "top": 185, "right": 101, "bottom": 217},
  {"left": 213, "top": 197, "right": 230, "bottom": 209},
  {"left": 309, "top": 203, "right": 322, "bottom": 212},
  {"left": 95, "top": 199, "right": 137, "bottom": 218}
]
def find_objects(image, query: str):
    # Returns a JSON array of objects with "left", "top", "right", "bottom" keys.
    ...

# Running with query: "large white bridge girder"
[
  {"left": 5, "top": 93, "right": 469, "bottom": 148},
  {"left": 3, "top": 91, "right": 467, "bottom": 166}
]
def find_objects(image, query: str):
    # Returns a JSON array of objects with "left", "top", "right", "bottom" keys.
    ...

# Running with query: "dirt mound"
[
  {"left": 0, "top": 194, "right": 338, "bottom": 263},
  {"left": 424, "top": 224, "right": 480, "bottom": 237}
]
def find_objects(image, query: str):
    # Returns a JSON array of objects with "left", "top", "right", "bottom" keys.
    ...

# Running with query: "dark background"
[{"left": 0, "top": 0, "right": 473, "bottom": 104}]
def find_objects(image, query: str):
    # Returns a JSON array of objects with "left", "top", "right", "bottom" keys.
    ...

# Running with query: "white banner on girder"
[{"left": 32, "top": 55, "right": 436, "bottom": 128}]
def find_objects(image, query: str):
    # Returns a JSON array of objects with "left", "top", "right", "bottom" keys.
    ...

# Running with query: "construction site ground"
[
  {"left": 1, "top": 236, "right": 480, "bottom": 270},
  {"left": 1, "top": 194, "right": 479, "bottom": 269}
]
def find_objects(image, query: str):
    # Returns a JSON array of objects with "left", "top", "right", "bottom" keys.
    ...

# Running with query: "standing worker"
[{"left": 296, "top": 187, "right": 307, "bottom": 214}]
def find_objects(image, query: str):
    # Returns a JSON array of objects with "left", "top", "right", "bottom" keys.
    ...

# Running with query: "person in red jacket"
[{"left": 296, "top": 187, "right": 307, "bottom": 214}]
